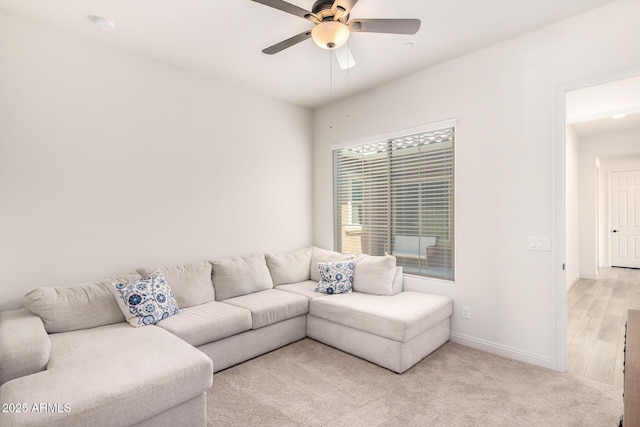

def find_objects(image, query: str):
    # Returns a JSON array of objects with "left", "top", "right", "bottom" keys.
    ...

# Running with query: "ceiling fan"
[{"left": 251, "top": 0, "right": 421, "bottom": 69}]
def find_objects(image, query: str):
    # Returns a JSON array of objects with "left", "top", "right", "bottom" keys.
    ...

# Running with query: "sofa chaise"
[{"left": 0, "top": 246, "right": 453, "bottom": 426}]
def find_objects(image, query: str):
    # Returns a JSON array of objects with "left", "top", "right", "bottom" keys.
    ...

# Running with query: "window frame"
[{"left": 332, "top": 119, "right": 457, "bottom": 283}]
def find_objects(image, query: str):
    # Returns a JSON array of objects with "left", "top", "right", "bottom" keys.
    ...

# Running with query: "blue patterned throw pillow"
[
  {"left": 111, "top": 271, "right": 179, "bottom": 327},
  {"left": 314, "top": 260, "right": 355, "bottom": 294}
]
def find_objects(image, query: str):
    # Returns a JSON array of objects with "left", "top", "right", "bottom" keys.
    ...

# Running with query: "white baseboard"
[
  {"left": 450, "top": 332, "right": 556, "bottom": 371},
  {"left": 566, "top": 276, "right": 580, "bottom": 292},
  {"left": 580, "top": 272, "right": 598, "bottom": 280}
]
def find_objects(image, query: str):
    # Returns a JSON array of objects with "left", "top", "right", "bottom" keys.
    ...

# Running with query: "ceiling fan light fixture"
[{"left": 311, "top": 21, "right": 350, "bottom": 50}]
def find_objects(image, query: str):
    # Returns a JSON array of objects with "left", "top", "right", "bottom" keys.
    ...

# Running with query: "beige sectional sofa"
[{"left": 0, "top": 247, "right": 452, "bottom": 427}]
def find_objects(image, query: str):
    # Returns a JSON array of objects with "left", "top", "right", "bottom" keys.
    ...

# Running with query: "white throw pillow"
[
  {"left": 315, "top": 260, "right": 355, "bottom": 294},
  {"left": 137, "top": 261, "right": 215, "bottom": 308},
  {"left": 352, "top": 254, "right": 397, "bottom": 295},
  {"left": 110, "top": 271, "right": 179, "bottom": 327},
  {"left": 310, "top": 247, "right": 353, "bottom": 282},
  {"left": 211, "top": 253, "right": 274, "bottom": 301},
  {"left": 265, "top": 248, "right": 312, "bottom": 285}
]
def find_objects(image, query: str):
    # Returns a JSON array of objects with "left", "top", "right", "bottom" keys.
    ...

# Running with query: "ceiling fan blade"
[
  {"left": 348, "top": 19, "right": 421, "bottom": 34},
  {"left": 334, "top": 45, "right": 356, "bottom": 70},
  {"left": 332, "top": 0, "right": 358, "bottom": 21},
  {"left": 262, "top": 30, "right": 312, "bottom": 55},
  {"left": 251, "top": 0, "right": 312, "bottom": 20}
]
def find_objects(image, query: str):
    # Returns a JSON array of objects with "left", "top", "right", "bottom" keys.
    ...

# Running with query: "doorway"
[{"left": 564, "top": 74, "right": 640, "bottom": 384}]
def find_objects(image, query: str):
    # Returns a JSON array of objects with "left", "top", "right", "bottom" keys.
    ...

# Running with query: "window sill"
[{"left": 402, "top": 272, "right": 456, "bottom": 287}]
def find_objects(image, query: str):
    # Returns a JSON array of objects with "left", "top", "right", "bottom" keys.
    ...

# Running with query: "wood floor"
[{"left": 568, "top": 267, "right": 640, "bottom": 387}]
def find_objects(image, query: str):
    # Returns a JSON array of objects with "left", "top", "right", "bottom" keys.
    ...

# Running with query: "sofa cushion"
[
  {"left": 265, "top": 247, "right": 312, "bottom": 285},
  {"left": 22, "top": 272, "right": 140, "bottom": 333},
  {"left": 155, "top": 301, "right": 252, "bottom": 347},
  {"left": 222, "top": 289, "right": 308, "bottom": 329},
  {"left": 315, "top": 260, "right": 355, "bottom": 295},
  {"left": 0, "top": 323, "right": 212, "bottom": 427},
  {"left": 0, "top": 309, "right": 50, "bottom": 386},
  {"left": 137, "top": 261, "right": 215, "bottom": 308},
  {"left": 211, "top": 253, "right": 273, "bottom": 301},
  {"left": 310, "top": 247, "right": 352, "bottom": 282},
  {"left": 275, "top": 280, "right": 329, "bottom": 300},
  {"left": 309, "top": 291, "right": 452, "bottom": 343},
  {"left": 352, "top": 254, "right": 397, "bottom": 296},
  {"left": 110, "top": 271, "right": 180, "bottom": 327}
]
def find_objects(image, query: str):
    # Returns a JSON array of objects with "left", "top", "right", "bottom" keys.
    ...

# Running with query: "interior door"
[{"left": 611, "top": 170, "right": 640, "bottom": 268}]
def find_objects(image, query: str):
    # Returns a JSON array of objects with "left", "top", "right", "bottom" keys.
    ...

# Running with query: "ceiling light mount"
[{"left": 88, "top": 15, "right": 115, "bottom": 32}]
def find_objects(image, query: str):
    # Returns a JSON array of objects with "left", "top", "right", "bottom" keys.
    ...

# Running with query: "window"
[{"left": 333, "top": 123, "right": 455, "bottom": 280}]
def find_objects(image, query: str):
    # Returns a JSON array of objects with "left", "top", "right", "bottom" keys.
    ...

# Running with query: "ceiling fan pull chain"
[
  {"left": 347, "top": 41, "right": 351, "bottom": 76},
  {"left": 329, "top": 50, "right": 334, "bottom": 129}
]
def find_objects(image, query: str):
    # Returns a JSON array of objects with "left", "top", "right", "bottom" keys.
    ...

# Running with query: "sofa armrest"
[{"left": 0, "top": 308, "right": 50, "bottom": 386}]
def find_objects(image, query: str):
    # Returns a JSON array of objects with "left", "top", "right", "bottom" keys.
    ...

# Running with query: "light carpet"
[{"left": 206, "top": 339, "right": 622, "bottom": 426}]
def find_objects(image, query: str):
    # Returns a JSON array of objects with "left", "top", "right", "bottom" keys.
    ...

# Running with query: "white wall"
[
  {"left": 0, "top": 11, "right": 313, "bottom": 311},
  {"left": 578, "top": 128, "right": 640, "bottom": 277},
  {"left": 566, "top": 126, "right": 580, "bottom": 289},
  {"left": 313, "top": 0, "right": 640, "bottom": 369}
]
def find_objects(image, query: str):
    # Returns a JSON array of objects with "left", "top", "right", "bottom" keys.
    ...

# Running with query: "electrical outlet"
[{"left": 462, "top": 306, "right": 471, "bottom": 320}]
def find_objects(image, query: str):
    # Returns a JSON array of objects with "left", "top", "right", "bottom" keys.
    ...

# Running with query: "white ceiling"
[
  {"left": 571, "top": 112, "right": 640, "bottom": 137},
  {"left": 567, "top": 74, "right": 640, "bottom": 136},
  {"left": 0, "top": 0, "right": 619, "bottom": 108}
]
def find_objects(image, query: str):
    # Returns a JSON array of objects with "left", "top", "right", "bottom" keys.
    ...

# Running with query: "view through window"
[{"left": 333, "top": 124, "right": 455, "bottom": 280}]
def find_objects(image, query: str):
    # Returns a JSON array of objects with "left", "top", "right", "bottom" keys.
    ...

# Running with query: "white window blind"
[{"left": 333, "top": 126, "right": 454, "bottom": 280}]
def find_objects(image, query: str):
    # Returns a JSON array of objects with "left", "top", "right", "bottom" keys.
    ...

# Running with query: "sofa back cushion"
[
  {"left": 352, "top": 254, "right": 397, "bottom": 296},
  {"left": 310, "top": 247, "right": 353, "bottom": 282},
  {"left": 137, "top": 261, "right": 215, "bottom": 309},
  {"left": 211, "top": 253, "right": 273, "bottom": 301},
  {"left": 265, "top": 248, "right": 312, "bottom": 285},
  {"left": 23, "top": 273, "right": 140, "bottom": 333}
]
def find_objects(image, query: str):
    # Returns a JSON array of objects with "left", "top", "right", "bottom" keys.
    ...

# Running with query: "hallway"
[{"left": 568, "top": 267, "right": 640, "bottom": 387}]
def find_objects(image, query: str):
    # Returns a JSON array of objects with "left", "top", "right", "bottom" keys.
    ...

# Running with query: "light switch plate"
[{"left": 528, "top": 237, "right": 551, "bottom": 252}]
